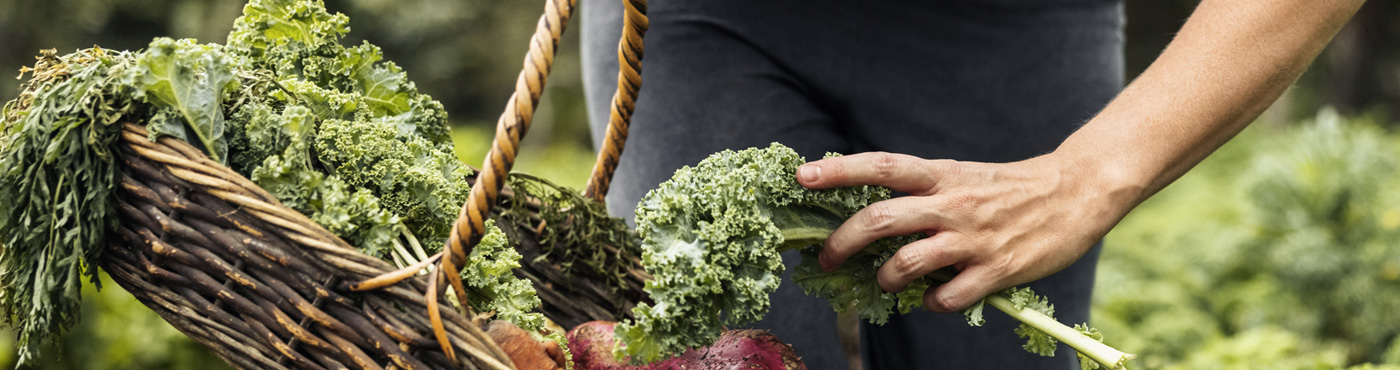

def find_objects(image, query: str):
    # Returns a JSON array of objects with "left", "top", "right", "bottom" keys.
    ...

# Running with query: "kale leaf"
[{"left": 128, "top": 38, "right": 238, "bottom": 163}]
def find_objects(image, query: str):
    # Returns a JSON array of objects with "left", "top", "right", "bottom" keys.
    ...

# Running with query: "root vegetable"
[{"left": 487, "top": 320, "right": 566, "bottom": 370}]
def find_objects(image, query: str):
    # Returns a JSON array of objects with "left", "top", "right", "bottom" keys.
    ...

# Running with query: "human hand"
[{"left": 797, "top": 152, "right": 1140, "bottom": 313}]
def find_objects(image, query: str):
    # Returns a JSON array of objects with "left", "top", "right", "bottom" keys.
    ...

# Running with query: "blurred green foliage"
[
  {"left": 451, "top": 124, "right": 596, "bottom": 189},
  {"left": 1097, "top": 109, "right": 1400, "bottom": 370}
]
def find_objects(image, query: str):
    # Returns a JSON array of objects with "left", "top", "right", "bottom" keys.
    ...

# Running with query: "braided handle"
[
  {"left": 442, "top": 0, "right": 574, "bottom": 281},
  {"left": 345, "top": 0, "right": 647, "bottom": 364},
  {"left": 582, "top": 0, "right": 649, "bottom": 203},
  {"left": 432, "top": 0, "right": 576, "bottom": 363}
]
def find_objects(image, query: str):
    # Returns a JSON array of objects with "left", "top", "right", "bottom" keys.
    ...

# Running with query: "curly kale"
[
  {"left": 314, "top": 117, "right": 473, "bottom": 247},
  {"left": 615, "top": 143, "right": 906, "bottom": 362},
  {"left": 222, "top": 2, "right": 544, "bottom": 337},
  {"left": 251, "top": 154, "right": 403, "bottom": 258},
  {"left": 220, "top": 0, "right": 469, "bottom": 255},
  {"left": 226, "top": 0, "right": 449, "bottom": 143},
  {"left": 464, "top": 220, "right": 547, "bottom": 332},
  {"left": 617, "top": 143, "right": 1133, "bottom": 369}
]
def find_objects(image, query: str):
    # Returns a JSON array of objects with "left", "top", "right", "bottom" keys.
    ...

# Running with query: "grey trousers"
[{"left": 581, "top": 1, "right": 1123, "bottom": 369}]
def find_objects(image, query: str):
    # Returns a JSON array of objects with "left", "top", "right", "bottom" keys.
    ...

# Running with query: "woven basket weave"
[
  {"left": 100, "top": 0, "right": 650, "bottom": 368},
  {"left": 110, "top": 124, "right": 514, "bottom": 370}
]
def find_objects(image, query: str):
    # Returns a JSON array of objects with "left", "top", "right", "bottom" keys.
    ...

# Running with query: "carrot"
[{"left": 488, "top": 320, "right": 567, "bottom": 370}]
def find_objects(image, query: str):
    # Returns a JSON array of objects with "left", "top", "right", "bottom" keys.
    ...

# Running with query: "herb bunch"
[{"left": 1, "top": 47, "right": 141, "bottom": 365}]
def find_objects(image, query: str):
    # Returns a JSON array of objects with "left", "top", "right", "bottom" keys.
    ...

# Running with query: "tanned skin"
[{"left": 801, "top": 0, "right": 1368, "bottom": 313}]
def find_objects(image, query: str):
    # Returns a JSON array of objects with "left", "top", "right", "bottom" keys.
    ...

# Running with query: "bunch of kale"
[{"left": 615, "top": 144, "right": 1130, "bottom": 369}]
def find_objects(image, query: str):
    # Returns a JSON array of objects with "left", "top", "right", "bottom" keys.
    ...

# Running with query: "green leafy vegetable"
[
  {"left": 463, "top": 220, "right": 547, "bottom": 332},
  {"left": 502, "top": 173, "right": 644, "bottom": 302},
  {"left": 1006, "top": 287, "right": 1060, "bottom": 356},
  {"left": 128, "top": 38, "right": 237, "bottom": 163},
  {"left": 251, "top": 154, "right": 403, "bottom": 258},
  {"left": 1075, "top": 324, "right": 1106, "bottom": 370},
  {"left": 226, "top": 0, "right": 448, "bottom": 143},
  {"left": 793, "top": 235, "right": 930, "bottom": 324},
  {"left": 614, "top": 143, "right": 897, "bottom": 363},
  {"left": 1, "top": 0, "right": 632, "bottom": 366},
  {"left": 314, "top": 117, "right": 472, "bottom": 247},
  {"left": 0, "top": 47, "right": 140, "bottom": 365},
  {"left": 223, "top": 0, "right": 552, "bottom": 338},
  {"left": 223, "top": 0, "right": 465, "bottom": 253},
  {"left": 617, "top": 143, "right": 1133, "bottom": 369}
]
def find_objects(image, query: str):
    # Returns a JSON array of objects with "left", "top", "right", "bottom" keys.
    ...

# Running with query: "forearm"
[{"left": 1058, "top": 0, "right": 1364, "bottom": 208}]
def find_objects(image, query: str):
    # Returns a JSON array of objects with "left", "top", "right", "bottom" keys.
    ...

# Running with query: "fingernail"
[{"left": 798, "top": 165, "right": 820, "bottom": 183}]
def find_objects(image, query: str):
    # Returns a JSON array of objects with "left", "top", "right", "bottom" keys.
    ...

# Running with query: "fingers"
[
  {"left": 797, "top": 152, "right": 947, "bottom": 193},
  {"left": 874, "top": 233, "right": 970, "bottom": 293},
  {"left": 819, "top": 197, "right": 949, "bottom": 271},
  {"left": 924, "top": 266, "right": 1001, "bottom": 313}
]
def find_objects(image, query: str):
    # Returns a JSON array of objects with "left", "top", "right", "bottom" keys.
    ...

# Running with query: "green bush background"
[{"left": 1, "top": 0, "right": 1398, "bottom": 369}]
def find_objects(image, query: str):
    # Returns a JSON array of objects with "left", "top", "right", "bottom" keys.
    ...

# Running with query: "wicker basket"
[{"left": 100, "top": 0, "right": 650, "bottom": 368}]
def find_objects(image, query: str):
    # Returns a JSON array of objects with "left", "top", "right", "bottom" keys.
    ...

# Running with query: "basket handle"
[
  {"left": 347, "top": 1, "right": 652, "bottom": 291},
  {"left": 436, "top": 0, "right": 577, "bottom": 363},
  {"left": 344, "top": 0, "right": 649, "bottom": 363},
  {"left": 583, "top": 0, "right": 649, "bottom": 203}
]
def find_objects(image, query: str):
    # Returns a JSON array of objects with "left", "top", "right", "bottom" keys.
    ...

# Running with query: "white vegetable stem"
[
  {"left": 985, "top": 294, "right": 1135, "bottom": 370},
  {"left": 396, "top": 227, "right": 433, "bottom": 275},
  {"left": 402, "top": 225, "right": 431, "bottom": 262},
  {"left": 390, "top": 238, "right": 418, "bottom": 270}
]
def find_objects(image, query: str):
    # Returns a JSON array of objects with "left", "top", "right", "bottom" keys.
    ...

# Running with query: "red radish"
[{"left": 567, "top": 321, "right": 807, "bottom": 370}]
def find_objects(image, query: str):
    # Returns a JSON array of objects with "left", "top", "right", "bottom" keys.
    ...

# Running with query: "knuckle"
[
  {"left": 863, "top": 203, "right": 897, "bottom": 233},
  {"left": 980, "top": 253, "right": 1017, "bottom": 281},
  {"left": 930, "top": 291, "right": 962, "bottom": 312},
  {"left": 873, "top": 153, "right": 899, "bottom": 179},
  {"left": 930, "top": 159, "right": 962, "bottom": 178},
  {"left": 890, "top": 248, "right": 931, "bottom": 278}
]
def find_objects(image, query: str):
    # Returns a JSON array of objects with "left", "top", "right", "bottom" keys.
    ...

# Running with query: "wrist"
[{"left": 1044, "top": 141, "right": 1151, "bottom": 223}]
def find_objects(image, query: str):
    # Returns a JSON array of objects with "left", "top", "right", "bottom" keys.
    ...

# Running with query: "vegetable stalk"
[{"left": 984, "top": 293, "right": 1134, "bottom": 369}]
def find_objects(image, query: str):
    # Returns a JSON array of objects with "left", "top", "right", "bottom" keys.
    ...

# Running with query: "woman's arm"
[{"left": 802, "top": 0, "right": 1366, "bottom": 312}]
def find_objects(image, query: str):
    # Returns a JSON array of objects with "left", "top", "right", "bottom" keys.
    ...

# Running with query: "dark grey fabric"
[{"left": 581, "top": 1, "right": 1123, "bottom": 369}]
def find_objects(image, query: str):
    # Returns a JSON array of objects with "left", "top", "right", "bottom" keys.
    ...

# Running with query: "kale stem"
[
  {"left": 402, "top": 225, "right": 430, "bottom": 262},
  {"left": 390, "top": 247, "right": 407, "bottom": 269},
  {"left": 778, "top": 227, "right": 834, "bottom": 252},
  {"left": 985, "top": 293, "right": 1135, "bottom": 370},
  {"left": 390, "top": 237, "right": 419, "bottom": 271}
]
